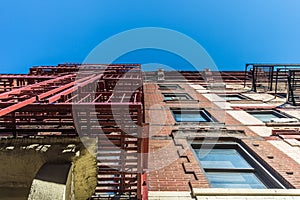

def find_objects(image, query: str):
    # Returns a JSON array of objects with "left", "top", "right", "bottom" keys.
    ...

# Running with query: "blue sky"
[{"left": 0, "top": 0, "right": 300, "bottom": 73}]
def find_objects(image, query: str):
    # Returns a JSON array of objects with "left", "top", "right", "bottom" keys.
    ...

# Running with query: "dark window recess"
[
  {"left": 163, "top": 93, "right": 193, "bottom": 101},
  {"left": 192, "top": 143, "right": 285, "bottom": 189},
  {"left": 158, "top": 84, "right": 181, "bottom": 90},
  {"left": 172, "top": 109, "right": 215, "bottom": 122}
]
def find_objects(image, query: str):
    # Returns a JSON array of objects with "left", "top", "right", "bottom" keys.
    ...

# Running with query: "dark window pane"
[{"left": 158, "top": 84, "right": 179, "bottom": 90}]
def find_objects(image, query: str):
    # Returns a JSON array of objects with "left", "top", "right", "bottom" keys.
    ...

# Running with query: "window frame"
[
  {"left": 162, "top": 93, "right": 193, "bottom": 101},
  {"left": 246, "top": 109, "right": 293, "bottom": 122},
  {"left": 158, "top": 84, "right": 182, "bottom": 90},
  {"left": 191, "top": 142, "right": 286, "bottom": 189},
  {"left": 218, "top": 94, "right": 249, "bottom": 101},
  {"left": 171, "top": 108, "right": 216, "bottom": 123}
]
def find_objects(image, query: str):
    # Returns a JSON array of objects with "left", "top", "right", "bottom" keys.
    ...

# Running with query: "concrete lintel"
[
  {"left": 193, "top": 188, "right": 300, "bottom": 196},
  {"left": 148, "top": 191, "right": 192, "bottom": 199}
]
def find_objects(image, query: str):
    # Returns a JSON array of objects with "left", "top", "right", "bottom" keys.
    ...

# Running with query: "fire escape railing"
[{"left": 244, "top": 64, "right": 300, "bottom": 106}]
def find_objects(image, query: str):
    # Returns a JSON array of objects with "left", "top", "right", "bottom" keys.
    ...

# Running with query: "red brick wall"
[{"left": 144, "top": 82, "right": 300, "bottom": 193}]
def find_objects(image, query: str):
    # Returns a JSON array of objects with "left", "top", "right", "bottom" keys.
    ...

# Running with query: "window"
[
  {"left": 192, "top": 143, "right": 285, "bottom": 189},
  {"left": 158, "top": 84, "right": 181, "bottom": 90},
  {"left": 246, "top": 110, "right": 290, "bottom": 123},
  {"left": 218, "top": 94, "right": 247, "bottom": 101},
  {"left": 163, "top": 93, "right": 192, "bottom": 101},
  {"left": 172, "top": 109, "right": 215, "bottom": 122}
]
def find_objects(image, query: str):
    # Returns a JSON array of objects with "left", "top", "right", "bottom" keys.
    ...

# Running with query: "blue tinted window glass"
[
  {"left": 164, "top": 94, "right": 190, "bottom": 101},
  {"left": 223, "top": 96, "right": 243, "bottom": 101},
  {"left": 164, "top": 96, "right": 174, "bottom": 101},
  {"left": 251, "top": 113, "right": 283, "bottom": 122},
  {"left": 174, "top": 112, "right": 207, "bottom": 122},
  {"left": 195, "top": 149, "right": 252, "bottom": 169},
  {"left": 206, "top": 172, "right": 266, "bottom": 189}
]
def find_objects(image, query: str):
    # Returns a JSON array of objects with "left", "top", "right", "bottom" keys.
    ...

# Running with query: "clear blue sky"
[{"left": 0, "top": 0, "right": 300, "bottom": 73}]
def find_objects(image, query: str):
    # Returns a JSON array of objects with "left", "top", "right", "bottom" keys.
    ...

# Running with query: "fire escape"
[
  {"left": 244, "top": 63, "right": 300, "bottom": 106},
  {"left": 0, "top": 64, "right": 149, "bottom": 199}
]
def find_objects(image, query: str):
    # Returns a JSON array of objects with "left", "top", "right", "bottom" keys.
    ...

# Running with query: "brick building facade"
[
  {"left": 144, "top": 69, "right": 300, "bottom": 200},
  {"left": 0, "top": 64, "right": 299, "bottom": 199}
]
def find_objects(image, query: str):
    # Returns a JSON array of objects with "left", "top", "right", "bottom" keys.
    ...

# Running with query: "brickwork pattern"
[{"left": 144, "top": 81, "right": 300, "bottom": 195}]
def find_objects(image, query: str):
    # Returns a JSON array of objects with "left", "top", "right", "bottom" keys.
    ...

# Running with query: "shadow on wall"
[
  {"left": 35, "top": 163, "right": 71, "bottom": 184},
  {"left": 28, "top": 163, "right": 71, "bottom": 200}
]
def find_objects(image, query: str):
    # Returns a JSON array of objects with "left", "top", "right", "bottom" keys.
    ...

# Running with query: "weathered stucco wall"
[
  {"left": 72, "top": 148, "right": 97, "bottom": 200},
  {"left": 0, "top": 137, "right": 97, "bottom": 200}
]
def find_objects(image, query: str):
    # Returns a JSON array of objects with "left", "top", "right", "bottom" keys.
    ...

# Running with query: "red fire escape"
[{"left": 0, "top": 64, "right": 149, "bottom": 199}]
